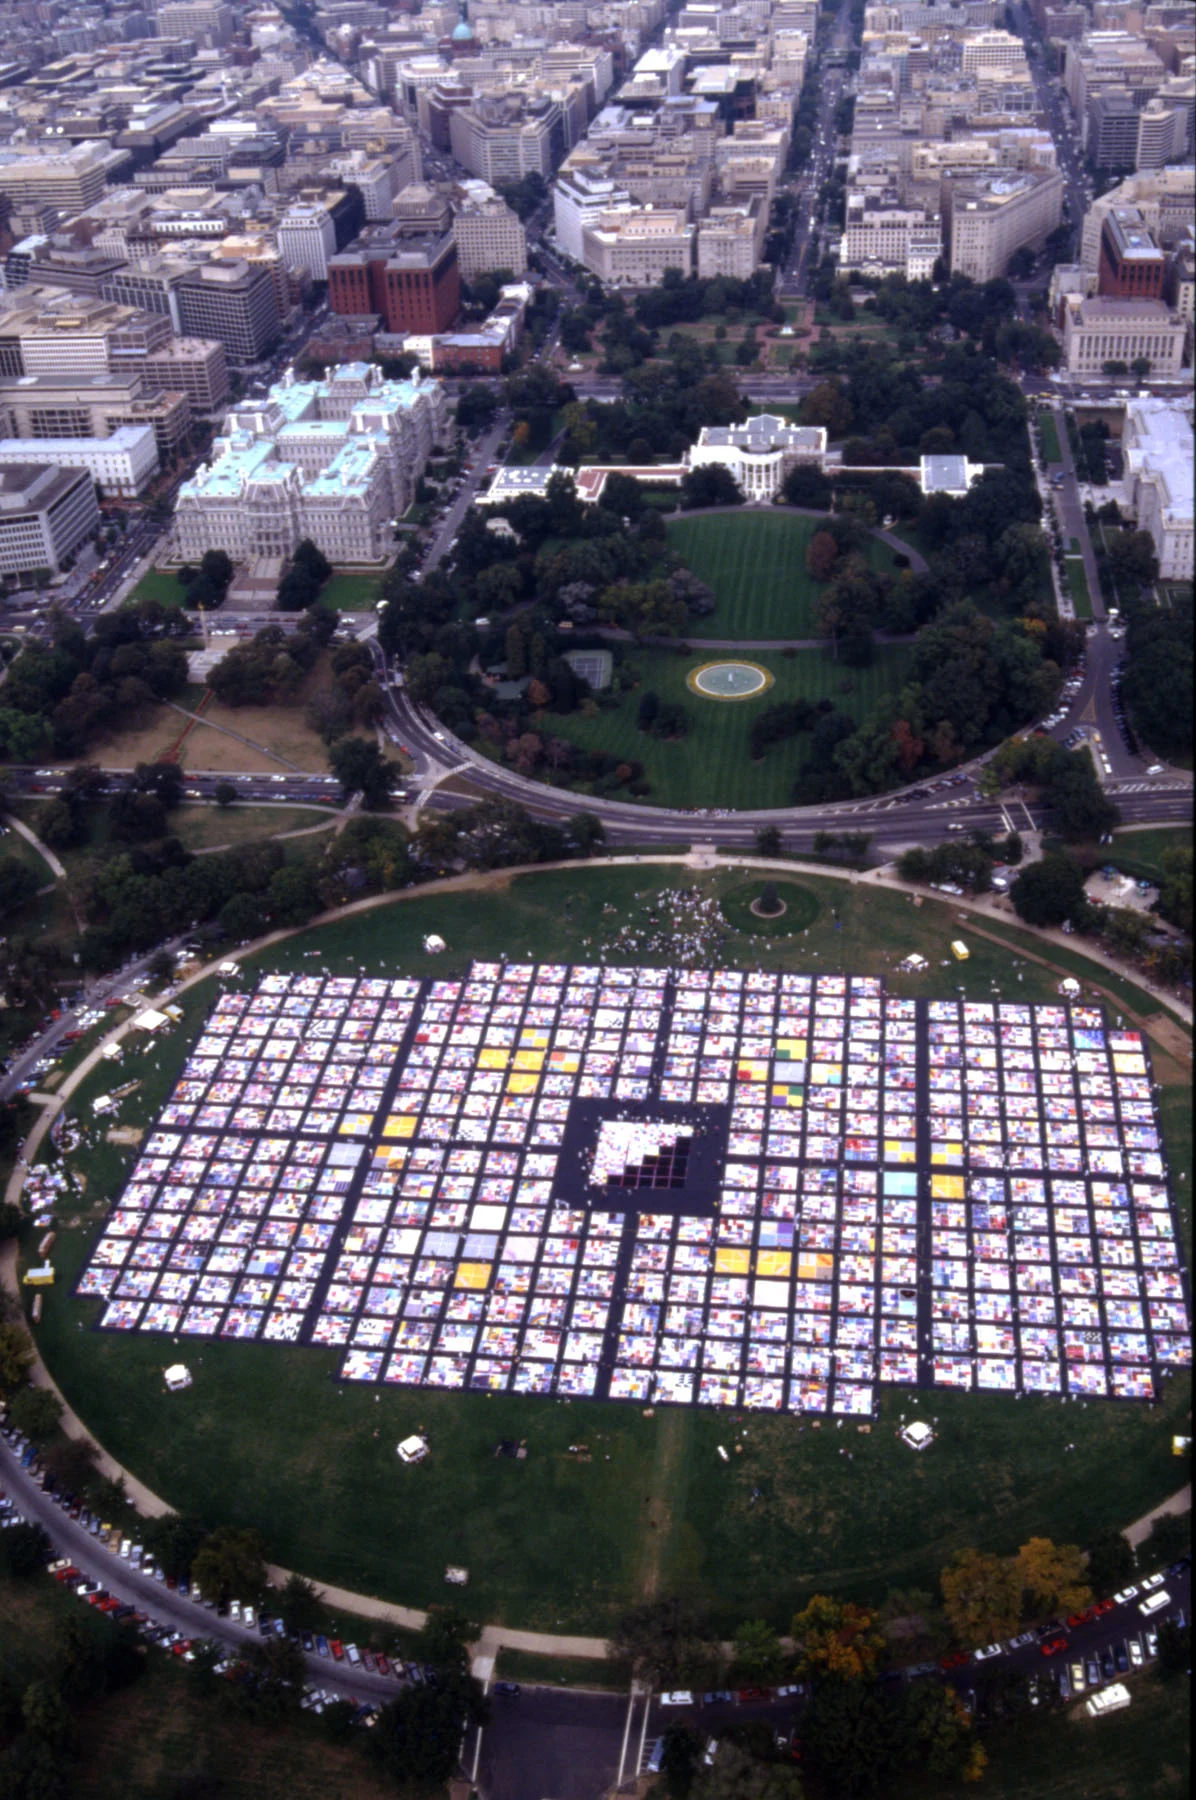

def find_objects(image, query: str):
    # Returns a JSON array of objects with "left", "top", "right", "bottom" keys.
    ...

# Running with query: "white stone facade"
[
  {"left": 174, "top": 363, "right": 446, "bottom": 565},
  {"left": 1122, "top": 397, "right": 1194, "bottom": 580},
  {"left": 685, "top": 415, "right": 828, "bottom": 501}
]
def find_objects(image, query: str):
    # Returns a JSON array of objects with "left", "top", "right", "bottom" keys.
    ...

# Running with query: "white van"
[
  {"left": 1086, "top": 1682, "right": 1131, "bottom": 1716},
  {"left": 1139, "top": 1590, "right": 1170, "bottom": 1616}
]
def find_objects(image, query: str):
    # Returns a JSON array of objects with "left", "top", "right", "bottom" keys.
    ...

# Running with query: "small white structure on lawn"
[
  {"left": 898, "top": 953, "right": 928, "bottom": 972},
  {"left": 398, "top": 1433, "right": 429, "bottom": 1463},
  {"left": 900, "top": 1420, "right": 935, "bottom": 1451},
  {"left": 130, "top": 1008, "right": 169, "bottom": 1034},
  {"left": 218, "top": 961, "right": 240, "bottom": 977},
  {"left": 164, "top": 1364, "right": 192, "bottom": 1392},
  {"left": 1058, "top": 977, "right": 1081, "bottom": 998},
  {"left": 423, "top": 934, "right": 446, "bottom": 954},
  {"left": 101, "top": 1042, "right": 123, "bottom": 1061}
]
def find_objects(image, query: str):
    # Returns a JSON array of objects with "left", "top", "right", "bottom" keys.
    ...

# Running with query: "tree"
[
  {"left": 328, "top": 737, "right": 397, "bottom": 809},
  {"left": 21, "top": 1679, "right": 75, "bottom": 1752},
  {"left": 142, "top": 1512, "right": 208, "bottom": 1583},
  {"left": 755, "top": 825, "right": 781, "bottom": 856},
  {"left": 1156, "top": 1618, "right": 1191, "bottom": 1675},
  {"left": 41, "top": 1435, "right": 99, "bottom": 1497},
  {"left": 791, "top": 1595, "right": 885, "bottom": 1682},
  {"left": 6, "top": 1385, "right": 63, "bottom": 1444},
  {"left": 1086, "top": 1529, "right": 1136, "bottom": 1599},
  {"left": 940, "top": 1549, "right": 1022, "bottom": 1648},
  {"left": 680, "top": 465, "right": 743, "bottom": 509},
  {"left": 1141, "top": 1511, "right": 1191, "bottom": 1569},
  {"left": 277, "top": 1573, "right": 324, "bottom": 1634},
  {"left": 190, "top": 1525, "right": 267, "bottom": 1605},
  {"left": 219, "top": 893, "right": 268, "bottom": 943},
  {"left": 1107, "top": 529, "right": 1158, "bottom": 591},
  {"left": 1010, "top": 855, "right": 1087, "bottom": 928},
  {"left": 214, "top": 782, "right": 236, "bottom": 808},
  {"left": 610, "top": 1597, "right": 724, "bottom": 1691},
  {"left": 1014, "top": 1537, "right": 1091, "bottom": 1618},
  {"left": 730, "top": 1618, "right": 786, "bottom": 1684},
  {"left": 805, "top": 530, "right": 840, "bottom": 582},
  {"left": 691, "top": 1739, "right": 805, "bottom": 1799},
  {"left": 0, "top": 1322, "right": 34, "bottom": 1395},
  {"left": 0, "top": 856, "right": 39, "bottom": 919},
  {"left": 0, "top": 1520, "right": 51, "bottom": 1578}
]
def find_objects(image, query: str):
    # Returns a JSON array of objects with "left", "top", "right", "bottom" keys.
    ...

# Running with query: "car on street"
[
  {"left": 661, "top": 1692, "right": 695, "bottom": 1707},
  {"left": 1040, "top": 1634, "right": 1068, "bottom": 1657}
]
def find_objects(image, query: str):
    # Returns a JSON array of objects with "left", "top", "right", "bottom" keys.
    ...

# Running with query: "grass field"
[
  {"left": 125, "top": 568, "right": 189, "bottom": 609},
  {"left": 170, "top": 803, "right": 337, "bottom": 852},
  {"left": 1107, "top": 827, "right": 1190, "bottom": 884},
  {"left": 26, "top": 866, "right": 1192, "bottom": 1640},
  {"left": 666, "top": 510, "right": 898, "bottom": 641},
  {"left": 1038, "top": 412, "right": 1063, "bottom": 464},
  {"left": 541, "top": 644, "right": 914, "bottom": 810},
  {"left": 1065, "top": 557, "right": 1094, "bottom": 620},
  {"left": 319, "top": 570, "right": 385, "bottom": 613}
]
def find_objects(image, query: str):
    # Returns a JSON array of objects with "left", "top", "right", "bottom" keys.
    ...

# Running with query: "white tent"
[
  {"left": 164, "top": 1364, "right": 192, "bottom": 1392},
  {"left": 218, "top": 961, "right": 240, "bottom": 977},
  {"left": 101, "top": 1042, "right": 123, "bottom": 1060},
  {"left": 130, "top": 1008, "right": 169, "bottom": 1033},
  {"left": 898, "top": 953, "right": 928, "bottom": 972},
  {"left": 397, "top": 1434, "right": 429, "bottom": 1463},
  {"left": 1058, "top": 977, "right": 1081, "bottom": 998},
  {"left": 423, "top": 935, "right": 446, "bottom": 954},
  {"left": 900, "top": 1421, "right": 934, "bottom": 1450}
]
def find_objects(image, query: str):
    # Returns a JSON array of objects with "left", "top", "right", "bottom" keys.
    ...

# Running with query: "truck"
[
  {"left": 1086, "top": 1682, "right": 1130, "bottom": 1716},
  {"left": 950, "top": 940, "right": 970, "bottom": 961}
]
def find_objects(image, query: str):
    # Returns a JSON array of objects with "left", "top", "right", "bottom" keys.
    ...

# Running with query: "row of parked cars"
[{"left": 0, "top": 1421, "right": 417, "bottom": 1721}]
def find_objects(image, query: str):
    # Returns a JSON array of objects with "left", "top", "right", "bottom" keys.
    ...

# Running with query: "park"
[{"left": 17, "top": 861, "right": 1190, "bottom": 1644}]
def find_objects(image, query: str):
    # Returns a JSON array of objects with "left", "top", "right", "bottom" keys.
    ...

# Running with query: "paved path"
[
  {"left": 1, "top": 853, "right": 1189, "bottom": 1660},
  {"left": 1123, "top": 1485, "right": 1192, "bottom": 1550},
  {"left": 3, "top": 810, "right": 66, "bottom": 880}
]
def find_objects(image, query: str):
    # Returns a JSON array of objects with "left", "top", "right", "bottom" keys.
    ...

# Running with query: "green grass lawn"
[
  {"left": 171, "top": 803, "right": 337, "bottom": 852},
  {"left": 319, "top": 570, "right": 385, "bottom": 613},
  {"left": 1108, "top": 827, "right": 1191, "bottom": 884},
  {"left": 1065, "top": 558, "right": 1093, "bottom": 619},
  {"left": 1038, "top": 411, "right": 1063, "bottom": 464},
  {"left": 125, "top": 568, "right": 189, "bottom": 608},
  {"left": 666, "top": 509, "right": 898, "bottom": 640},
  {"left": 27, "top": 867, "right": 1191, "bottom": 1639},
  {"left": 541, "top": 644, "right": 914, "bottom": 810}
]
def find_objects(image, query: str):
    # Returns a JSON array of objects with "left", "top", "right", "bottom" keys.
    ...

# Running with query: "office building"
[
  {"left": 176, "top": 260, "right": 280, "bottom": 363},
  {"left": 449, "top": 92, "right": 565, "bottom": 183},
  {"left": 1098, "top": 207, "right": 1166, "bottom": 299},
  {"left": 156, "top": 2, "right": 235, "bottom": 45},
  {"left": 0, "top": 425, "right": 158, "bottom": 497},
  {"left": 0, "top": 462, "right": 99, "bottom": 579},
  {"left": 175, "top": 363, "right": 447, "bottom": 565},
  {"left": 0, "top": 141, "right": 126, "bottom": 214},
  {"left": 1060, "top": 294, "right": 1186, "bottom": 375},
  {"left": 552, "top": 168, "right": 631, "bottom": 262},
  {"left": 328, "top": 226, "right": 461, "bottom": 335},
  {"left": 696, "top": 202, "right": 767, "bottom": 280},
  {"left": 946, "top": 168, "right": 1064, "bottom": 282},
  {"left": 277, "top": 204, "right": 338, "bottom": 283},
  {"left": 1137, "top": 95, "right": 1189, "bottom": 169},
  {"left": 1122, "top": 397, "right": 1193, "bottom": 578},
  {"left": 581, "top": 206, "right": 694, "bottom": 286},
  {"left": 141, "top": 338, "right": 230, "bottom": 412},
  {"left": 452, "top": 196, "right": 528, "bottom": 280}
]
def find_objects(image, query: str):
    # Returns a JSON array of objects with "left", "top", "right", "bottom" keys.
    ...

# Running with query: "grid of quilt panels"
[{"left": 74, "top": 964, "right": 1190, "bottom": 1413}]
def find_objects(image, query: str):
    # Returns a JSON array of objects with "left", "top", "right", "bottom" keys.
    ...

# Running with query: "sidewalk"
[{"left": 1123, "top": 1485, "right": 1192, "bottom": 1550}]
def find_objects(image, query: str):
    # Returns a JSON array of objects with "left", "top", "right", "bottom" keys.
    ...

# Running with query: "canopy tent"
[
  {"left": 163, "top": 1364, "right": 192, "bottom": 1391},
  {"left": 130, "top": 1008, "right": 169, "bottom": 1033}
]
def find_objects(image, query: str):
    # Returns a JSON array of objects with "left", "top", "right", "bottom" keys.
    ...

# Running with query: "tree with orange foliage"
[{"left": 790, "top": 1594, "right": 886, "bottom": 1682}]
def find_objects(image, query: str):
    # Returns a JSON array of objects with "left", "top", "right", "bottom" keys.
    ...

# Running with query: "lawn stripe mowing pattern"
[
  {"left": 29, "top": 868, "right": 1191, "bottom": 1639},
  {"left": 666, "top": 509, "right": 897, "bottom": 641},
  {"left": 1065, "top": 557, "right": 1094, "bottom": 619},
  {"left": 1037, "top": 410, "right": 1063, "bottom": 465},
  {"left": 541, "top": 643, "right": 913, "bottom": 810}
]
